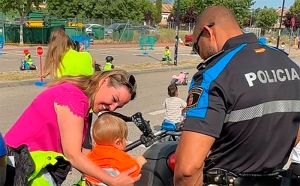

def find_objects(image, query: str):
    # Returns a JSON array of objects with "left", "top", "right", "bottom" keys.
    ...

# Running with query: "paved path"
[
  {"left": 0, "top": 57, "right": 299, "bottom": 185},
  {"left": 0, "top": 68, "right": 197, "bottom": 185},
  {"left": 0, "top": 44, "right": 198, "bottom": 72}
]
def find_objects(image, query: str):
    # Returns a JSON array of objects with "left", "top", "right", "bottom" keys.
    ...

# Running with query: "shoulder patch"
[{"left": 186, "top": 87, "right": 203, "bottom": 109}]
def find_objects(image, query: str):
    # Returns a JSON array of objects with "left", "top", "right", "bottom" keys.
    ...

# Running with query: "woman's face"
[{"left": 92, "top": 77, "right": 132, "bottom": 113}]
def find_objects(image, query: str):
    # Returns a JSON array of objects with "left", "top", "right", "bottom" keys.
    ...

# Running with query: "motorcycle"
[
  {"left": 94, "top": 63, "right": 102, "bottom": 72},
  {"left": 170, "top": 71, "right": 189, "bottom": 86},
  {"left": 115, "top": 112, "right": 300, "bottom": 186},
  {"left": 20, "top": 60, "right": 37, "bottom": 71},
  {"left": 124, "top": 113, "right": 179, "bottom": 186}
]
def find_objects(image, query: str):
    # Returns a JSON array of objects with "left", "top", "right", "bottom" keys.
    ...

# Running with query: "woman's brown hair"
[
  {"left": 43, "top": 28, "right": 73, "bottom": 77},
  {"left": 47, "top": 69, "right": 137, "bottom": 107}
]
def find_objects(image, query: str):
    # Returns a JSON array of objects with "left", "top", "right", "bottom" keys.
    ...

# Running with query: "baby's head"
[
  {"left": 165, "top": 46, "right": 169, "bottom": 50},
  {"left": 93, "top": 114, "right": 128, "bottom": 150},
  {"left": 168, "top": 84, "right": 178, "bottom": 97}
]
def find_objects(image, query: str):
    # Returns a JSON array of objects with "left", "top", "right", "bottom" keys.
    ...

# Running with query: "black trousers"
[
  {"left": 82, "top": 112, "right": 93, "bottom": 149},
  {"left": 290, "top": 163, "right": 300, "bottom": 176}
]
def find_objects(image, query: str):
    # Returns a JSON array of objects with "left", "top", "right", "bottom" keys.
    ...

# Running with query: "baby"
[{"left": 84, "top": 114, "right": 146, "bottom": 185}]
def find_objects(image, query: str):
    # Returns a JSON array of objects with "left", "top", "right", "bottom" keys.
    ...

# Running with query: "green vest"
[
  {"left": 103, "top": 62, "right": 112, "bottom": 71},
  {"left": 25, "top": 54, "right": 33, "bottom": 65},
  {"left": 57, "top": 49, "right": 93, "bottom": 78},
  {"left": 28, "top": 151, "right": 69, "bottom": 186}
]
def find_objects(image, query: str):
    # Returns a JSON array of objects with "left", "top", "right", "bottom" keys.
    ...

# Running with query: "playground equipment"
[
  {"left": 139, "top": 35, "right": 156, "bottom": 55},
  {"left": 0, "top": 35, "right": 4, "bottom": 56},
  {"left": 70, "top": 36, "right": 91, "bottom": 50}
]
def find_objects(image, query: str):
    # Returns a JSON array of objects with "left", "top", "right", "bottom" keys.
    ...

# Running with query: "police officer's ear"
[{"left": 202, "top": 25, "right": 214, "bottom": 38}]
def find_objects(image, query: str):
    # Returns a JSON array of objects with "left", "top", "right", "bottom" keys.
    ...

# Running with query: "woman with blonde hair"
[
  {"left": 43, "top": 28, "right": 93, "bottom": 78},
  {"left": 4, "top": 69, "right": 139, "bottom": 186},
  {"left": 43, "top": 28, "right": 96, "bottom": 154}
]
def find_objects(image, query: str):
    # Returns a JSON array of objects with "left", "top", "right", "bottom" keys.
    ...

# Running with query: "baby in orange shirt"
[{"left": 85, "top": 114, "right": 146, "bottom": 185}]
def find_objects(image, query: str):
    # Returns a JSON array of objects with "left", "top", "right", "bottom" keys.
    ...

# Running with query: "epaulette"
[{"left": 197, "top": 50, "right": 225, "bottom": 70}]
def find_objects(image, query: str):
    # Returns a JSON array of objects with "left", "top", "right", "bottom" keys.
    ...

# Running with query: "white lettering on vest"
[{"left": 245, "top": 68, "right": 299, "bottom": 87}]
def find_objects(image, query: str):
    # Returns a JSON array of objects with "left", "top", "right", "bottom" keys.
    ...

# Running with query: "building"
[
  {"left": 158, "top": 3, "right": 173, "bottom": 26},
  {"left": 273, "top": 7, "right": 289, "bottom": 29}
]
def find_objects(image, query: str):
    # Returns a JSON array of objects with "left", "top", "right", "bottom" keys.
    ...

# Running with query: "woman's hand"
[
  {"left": 41, "top": 72, "right": 49, "bottom": 79},
  {"left": 136, "top": 156, "right": 147, "bottom": 167},
  {"left": 109, "top": 167, "right": 141, "bottom": 186}
]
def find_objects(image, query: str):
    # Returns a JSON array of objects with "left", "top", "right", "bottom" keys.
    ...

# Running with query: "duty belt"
[{"left": 203, "top": 168, "right": 300, "bottom": 186}]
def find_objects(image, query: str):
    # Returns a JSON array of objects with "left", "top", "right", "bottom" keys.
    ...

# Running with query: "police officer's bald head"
[
  {"left": 196, "top": 6, "right": 240, "bottom": 30},
  {"left": 193, "top": 6, "right": 243, "bottom": 60}
]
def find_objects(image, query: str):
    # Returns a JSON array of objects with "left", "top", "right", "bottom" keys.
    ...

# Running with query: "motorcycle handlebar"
[
  {"left": 98, "top": 111, "right": 182, "bottom": 152},
  {"left": 99, "top": 111, "right": 153, "bottom": 137},
  {"left": 125, "top": 130, "right": 182, "bottom": 152}
]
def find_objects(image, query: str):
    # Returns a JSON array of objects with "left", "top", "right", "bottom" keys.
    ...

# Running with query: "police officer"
[
  {"left": 104, "top": 56, "right": 115, "bottom": 71},
  {"left": 174, "top": 6, "right": 300, "bottom": 186}
]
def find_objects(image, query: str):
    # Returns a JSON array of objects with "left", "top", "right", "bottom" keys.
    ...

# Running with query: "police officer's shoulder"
[
  {"left": 266, "top": 45, "right": 289, "bottom": 56},
  {"left": 197, "top": 50, "right": 225, "bottom": 70}
]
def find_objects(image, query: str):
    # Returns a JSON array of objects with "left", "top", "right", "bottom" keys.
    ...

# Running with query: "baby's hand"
[{"left": 136, "top": 156, "right": 147, "bottom": 167}]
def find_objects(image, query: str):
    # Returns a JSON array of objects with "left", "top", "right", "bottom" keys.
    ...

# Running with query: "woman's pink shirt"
[{"left": 4, "top": 83, "right": 90, "bottom": 153}]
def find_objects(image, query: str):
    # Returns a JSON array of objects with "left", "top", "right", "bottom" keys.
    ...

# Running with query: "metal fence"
[{"left": 168, "top": 22, "right": 195, "bottom": 33}]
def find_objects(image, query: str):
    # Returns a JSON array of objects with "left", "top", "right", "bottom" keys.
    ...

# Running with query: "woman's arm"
[{"left": 55, "top": 104, "right": 139, "bottom": 185}]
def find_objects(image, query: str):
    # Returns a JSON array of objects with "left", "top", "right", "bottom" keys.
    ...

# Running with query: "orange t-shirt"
[{"left": 85, "top": 145, "right": 141, "bottom": 184}]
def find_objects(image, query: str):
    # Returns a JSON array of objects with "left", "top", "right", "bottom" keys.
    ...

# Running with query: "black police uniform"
[{"left": 182, "top": 33, "right": 300, "bottom": 174}]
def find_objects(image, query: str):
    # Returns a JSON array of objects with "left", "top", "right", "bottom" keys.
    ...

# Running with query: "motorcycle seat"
[{"left": 161, "top": 120, "right": 177, "bottom": 131}]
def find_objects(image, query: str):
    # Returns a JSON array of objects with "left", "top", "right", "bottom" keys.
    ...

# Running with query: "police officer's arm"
[{"left": 174, "top": 81, "right": 226, "bottom": 186}]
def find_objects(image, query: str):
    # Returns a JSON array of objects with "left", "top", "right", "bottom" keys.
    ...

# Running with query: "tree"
[
  {"left": 188, "top": 0, "right": 255, "bottom": 26},
  {"left": 243, "top": 8, "right": 260, "bottom": 27},
  {"left": 46, "top": 0, "right": 156, "bottom": 24},
  {"left": 167, "top": 12, "right": 176, "bottom": 23},
  {"left": 256, "top": 8, "right": 278, "bottom": 31},
  {"left": 182, "top": 6, "right": 197, "bottom": 23},
  {"left": 290, "top": 0, "right": 300, "bottom": 17},
  {"left": 172, "top": 0, "right": 194, "bottom": 15},
  {"left": 155, "top": 0, "right": 162, "bottom": 24},
  {"left": 0, "top": 0, "right": 43, "bottom": 45},
  {"left": 46, "top": 0, "right": 86, "bottom": 18},
  {"left": 283, "top": 12, "right": 300, "bottom": 30}
]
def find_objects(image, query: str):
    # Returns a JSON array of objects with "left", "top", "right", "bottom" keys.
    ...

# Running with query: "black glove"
[{"left": 131, "top": 112, "right": 153, "bottom": 137}]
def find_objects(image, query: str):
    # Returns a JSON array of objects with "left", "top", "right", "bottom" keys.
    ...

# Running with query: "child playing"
[
  {"left": 267, "top": 41, "right": 272, "bottom": 46},
  {"left": 75, "top": 41, "right": 100, "bottom": 72},
  {"left": 281, "top": 42, "right": 285, "bottom": 51},
  {"left": 163, "top": 84, "right": 187, "bottom": 130},
  {"left": 79, "top": 42, "right": 85, "bottom": 52},
  {"left": 84, "top": 114, "right": 146, "bottom": 185},
  {"left": 22, "top": 48, "right": 36, "bottom": 70},
  {"left": 103, "top": 56, "right": 115, "bottom": 71},
  {"left": 162, "top": 46, "right": 172, "bottom": 61}
]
